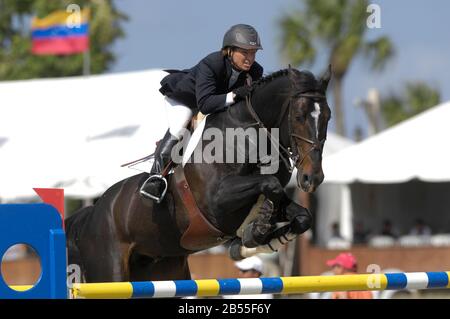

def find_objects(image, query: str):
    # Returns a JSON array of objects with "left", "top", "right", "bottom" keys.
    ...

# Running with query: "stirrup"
[{"left": 140, "top": 174, "right": 168, "bottom": 204}]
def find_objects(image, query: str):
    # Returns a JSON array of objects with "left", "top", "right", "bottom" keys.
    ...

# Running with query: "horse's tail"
[{"left": 65, "top": 206, "right": 94, "bottom": 280}]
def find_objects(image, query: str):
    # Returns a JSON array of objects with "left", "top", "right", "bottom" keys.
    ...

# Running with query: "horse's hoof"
[
  {"left": 242, "top": 234, "right": 259, "bottom": 248},
  {"left": 290, "top": 215, "right": 312, "bottom": 234},
  {"left": 242, "top": 224, "right": 259, "bottom": 248},
  {"left": 242, "top": 222, "right": 271, "bottom": 248},
  {"left": 228, "top": 238, "right": 245, "bottom": 261}
]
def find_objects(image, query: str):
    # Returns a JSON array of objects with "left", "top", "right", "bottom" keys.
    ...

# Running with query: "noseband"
[{"left": 245, "top": 92, "right": 326, "bottom": 173}]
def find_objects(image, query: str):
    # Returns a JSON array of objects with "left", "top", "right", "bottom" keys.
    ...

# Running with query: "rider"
[{"left": 140, "top": 24, "right": 264, "bottom": 202}]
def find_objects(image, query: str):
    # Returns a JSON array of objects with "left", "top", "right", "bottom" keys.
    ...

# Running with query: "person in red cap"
[{"left": 326, "top": 252, "right": 373, "bottom": 299}]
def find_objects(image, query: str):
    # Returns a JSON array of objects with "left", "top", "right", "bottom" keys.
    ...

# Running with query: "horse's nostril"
[{"left": 302, "top": 174, "right": 310, "bottom": 183}]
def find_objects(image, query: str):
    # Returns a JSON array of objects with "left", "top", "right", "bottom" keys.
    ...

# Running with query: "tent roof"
[
  {"left": 323, "top": 101, "right": 450, "bottom": 184},
  {"left": 0, "top": 70, "right": 169, "bottom": 200}
]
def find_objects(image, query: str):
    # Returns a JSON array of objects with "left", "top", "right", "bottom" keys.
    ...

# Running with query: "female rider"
[{"left": 141, "top": 24, "right": 264, "bottom": 203}]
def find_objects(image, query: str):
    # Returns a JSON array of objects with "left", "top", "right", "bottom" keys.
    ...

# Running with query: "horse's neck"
[
  {"left": 250, "top": 77, "right": 293, "bottom": 167},
  {"left": 250, "top": 78, "right": 290, "bottom": 128}
]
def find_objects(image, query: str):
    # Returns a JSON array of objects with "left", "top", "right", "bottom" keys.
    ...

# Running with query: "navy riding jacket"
[{"left": 159, "top": 51, "right": 263, "bottom": 114}]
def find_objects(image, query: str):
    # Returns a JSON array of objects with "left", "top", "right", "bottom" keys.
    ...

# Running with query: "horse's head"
[{"left": 288, "top": 66, "right": 332, "bottom": 192}]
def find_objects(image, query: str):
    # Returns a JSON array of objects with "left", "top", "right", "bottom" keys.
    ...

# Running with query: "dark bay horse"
[{"left": 65, "top": 66, "right": 332, "bottom": 283}]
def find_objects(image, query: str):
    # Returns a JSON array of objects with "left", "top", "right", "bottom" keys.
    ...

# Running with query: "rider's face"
[
  {"left": 231, "top": 48, "right": 257, "bottom": 71},
  {"left": 238, "top": 269, "right": 261, "bottom": 278},
  {"left": 331, "top": 265, "right": 345, "bottom": 275}
]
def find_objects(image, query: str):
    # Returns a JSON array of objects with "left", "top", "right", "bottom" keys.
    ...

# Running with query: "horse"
[{"left": 65, "top": 66, "right": 332, "bottom": 283}]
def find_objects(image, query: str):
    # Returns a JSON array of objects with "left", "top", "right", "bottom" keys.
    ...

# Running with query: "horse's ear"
[
  {"left": 288, "top": 65, "right": 300, "bottom": 87},
  {"left": 288, "top": 64, "right": 294, "bottom": 77},
  {"left": 319, "top": 64, "right": 332, "bottom": 92}
]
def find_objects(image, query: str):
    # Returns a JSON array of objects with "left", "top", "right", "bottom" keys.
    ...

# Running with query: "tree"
[
  {"left": 381, "top": 82, "right": 441, "bottom": 128},
  {"left": 279, "top": 0, "right": 394, "bottom": 136},
  {"left": 0, "top": 0, "right": 127, "bottom": 80}
]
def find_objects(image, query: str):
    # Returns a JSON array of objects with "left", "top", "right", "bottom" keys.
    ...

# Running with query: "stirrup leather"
[{"left": 140, "top": 174, "right": 168, "bottom": 204}]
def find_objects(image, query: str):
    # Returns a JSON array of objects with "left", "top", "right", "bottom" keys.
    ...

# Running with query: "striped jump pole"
[{"left": 70, "top": 271, "right": 450, "bottom": 299}]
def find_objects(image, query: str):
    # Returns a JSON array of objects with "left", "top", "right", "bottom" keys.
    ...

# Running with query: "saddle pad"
[{"left": 182, "top": 114, "right": 209, "bottom": 167}]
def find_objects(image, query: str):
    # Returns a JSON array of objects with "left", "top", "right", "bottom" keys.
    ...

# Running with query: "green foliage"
[
  {"left": 279, "top": 0, "right": 392, "bottom": 76},
  {"left": 0, "top": 0, "right": 127, "bottom": 80},
  {"left": 363, "top": 36, "right": 394, "bottom": 70},
  {"left": 278, "top": 0, "right": 395, "bottom": 135},
  {"left": 381, "top": 82, "right": 441, "bottom": 127}
]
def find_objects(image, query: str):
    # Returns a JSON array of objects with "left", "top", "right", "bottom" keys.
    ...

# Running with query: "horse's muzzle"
[{"left": 297, "top": 171, "right": 324, "bottom": 193}]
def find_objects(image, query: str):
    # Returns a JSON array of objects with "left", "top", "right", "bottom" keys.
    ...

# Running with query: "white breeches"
[{"left": 164, "top": 96, "right": 194, "bottom": 139}]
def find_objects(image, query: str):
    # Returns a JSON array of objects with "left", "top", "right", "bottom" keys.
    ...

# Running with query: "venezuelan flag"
[{"left": 31, "top": 8, "right": 90, "bottom": 55}]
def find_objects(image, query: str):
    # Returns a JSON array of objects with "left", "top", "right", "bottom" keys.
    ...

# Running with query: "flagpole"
[{"left": 83, "top": 48, "right": 90, "bottom": 76}]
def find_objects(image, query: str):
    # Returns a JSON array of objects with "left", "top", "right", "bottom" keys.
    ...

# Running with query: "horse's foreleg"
[
  {"left": 229, "top": 231, "right": 299, "bottom": 260},
  {"left": 213, "top": 175, "right": 284, "bottom": 212},
  {"left": 233, "top": 198, "right": 312, "bottom": 260},
  {"left": 283, "top": 198, "right": 312, "bottom": 235},
  {"left": 221, "top": 187, "right": 313, "bottom": 261},
  {"left": 213, "top": 175, "right": 286, "bottom": 248}
]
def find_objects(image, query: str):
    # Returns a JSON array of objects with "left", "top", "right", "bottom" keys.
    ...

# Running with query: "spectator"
[
  {"left": 327, "top": 222, "right": 351, "bottom": 249},
  {"left": 353, "top": 221, "right": 370, "bottom": 245},
  {"left": 223, "top": 256, "right": 273, "bottom": 299},
  {"left": 409, "top": 218, "right": 432, "bottom": 236},
  {"left": 326, "top": 252, "right": 373, "bottom": 299},
  {"left": 331, "top": 222, "right": 343, "bottom": 240},
  {"left": 380, "top": 219, "right": 399, "bottom": 239}
]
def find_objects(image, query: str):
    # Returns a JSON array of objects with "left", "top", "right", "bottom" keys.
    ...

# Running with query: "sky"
[{"left": 109, "top": 0, "right": 450, "bottom": 140}]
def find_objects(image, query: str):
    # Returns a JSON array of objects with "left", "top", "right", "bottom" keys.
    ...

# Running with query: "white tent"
[
  {"left": 319, "top": 101, "right": 450, "bottom": 244},
  {"left": 323, "top": 101, "right": 450, "bottom": 184},
  {"left": 0, "top": 69, "right": 169, "bottom": 201}
]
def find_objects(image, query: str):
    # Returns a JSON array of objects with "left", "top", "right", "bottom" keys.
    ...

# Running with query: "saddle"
[{"left": 172, "top": 168, "right": 231, "bottom": 251}]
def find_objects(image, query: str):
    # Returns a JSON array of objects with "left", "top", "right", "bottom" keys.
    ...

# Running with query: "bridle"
[{"left": 244, "top": 92, "right": 327, "bottom": 173}]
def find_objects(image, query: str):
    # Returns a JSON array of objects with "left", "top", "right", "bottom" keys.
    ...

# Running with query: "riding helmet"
[{"left": 222, "top": 24, "right": 263, "bottom": 50}]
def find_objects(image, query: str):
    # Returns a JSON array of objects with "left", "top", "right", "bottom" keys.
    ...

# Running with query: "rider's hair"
[{"left": 221, "top": 47, "right": 233, "bottom": 57}]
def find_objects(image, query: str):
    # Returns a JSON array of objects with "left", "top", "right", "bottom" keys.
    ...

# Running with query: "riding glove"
[{"left": 232, "top": 85, "right": 253, "bottom": 102}]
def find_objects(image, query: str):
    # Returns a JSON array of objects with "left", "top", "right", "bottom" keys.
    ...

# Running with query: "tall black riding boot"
[{"left": 140, "top": 129, "right": 179, "bottom": 203}]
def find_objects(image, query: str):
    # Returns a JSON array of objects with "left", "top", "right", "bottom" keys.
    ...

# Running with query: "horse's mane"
[
  {"left": 251, "top": 68, "right": 318, "bottom": 93},
  {"left": 251, "top": 69, "right": 290, "bottom": 90}
]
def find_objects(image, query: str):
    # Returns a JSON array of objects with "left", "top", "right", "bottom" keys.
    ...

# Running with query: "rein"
[{"left": 244, "top": 92, "right": 326, "bottom": 173}]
